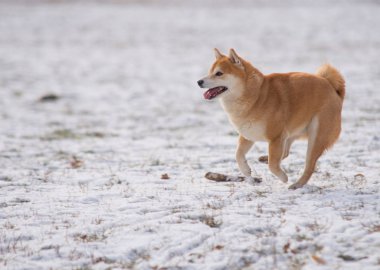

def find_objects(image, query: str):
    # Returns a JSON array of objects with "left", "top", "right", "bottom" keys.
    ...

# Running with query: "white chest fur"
[
  {"left": 220, "top": 98, "right": 267, "bottom": 142},
  {"left": 233, "top": 120, "right": 267, "bottom": 142}
]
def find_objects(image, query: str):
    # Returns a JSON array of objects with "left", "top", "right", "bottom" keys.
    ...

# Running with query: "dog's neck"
[{"left": 220, "top": 61, "right": 264, "bottom": 123}]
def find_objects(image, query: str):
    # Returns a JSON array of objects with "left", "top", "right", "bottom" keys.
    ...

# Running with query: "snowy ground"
[{"left": 0, "top": 0, "right": 379, "bottom": 269}]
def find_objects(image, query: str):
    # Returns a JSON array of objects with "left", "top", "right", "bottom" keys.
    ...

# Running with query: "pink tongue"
[
  {"left": 203, "top": 89, "right": 214, "bottom": 100},
  {"left": 203, "top": 88, "right": 220, "bottom": 100}
]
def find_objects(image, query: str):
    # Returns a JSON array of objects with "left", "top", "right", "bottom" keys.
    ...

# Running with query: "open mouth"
[{"left": 203, "top": 86, "right": 228, "bottom": 100}]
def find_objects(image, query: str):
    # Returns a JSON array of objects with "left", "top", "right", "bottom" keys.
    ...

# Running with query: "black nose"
[{"left": 197, "top": 80, "right": 204, "bottom": 87}]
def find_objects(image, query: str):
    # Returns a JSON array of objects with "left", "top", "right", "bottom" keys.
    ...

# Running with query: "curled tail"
[{"left": 316, "top": 64, "right": 345, "bottom": 100}]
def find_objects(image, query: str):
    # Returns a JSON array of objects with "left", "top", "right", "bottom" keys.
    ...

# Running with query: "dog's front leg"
[
  {"left": 268, "top": 137, "right": 288, "bottom": 183},
  {"left": 236, "top": 135, "right": 254, "bottom": 178}
]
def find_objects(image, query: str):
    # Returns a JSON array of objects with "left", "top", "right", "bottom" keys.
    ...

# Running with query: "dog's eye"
[{"left": 215, "top": 71, "right": 223, "bottom": 76}]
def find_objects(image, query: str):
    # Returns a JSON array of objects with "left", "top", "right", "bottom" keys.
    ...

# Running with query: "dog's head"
[{"left": 197, "top": 48, "right": 246, "bottom": 100}]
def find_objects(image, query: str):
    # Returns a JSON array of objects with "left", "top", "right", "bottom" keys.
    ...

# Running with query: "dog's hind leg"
[
  {"left": 258, "top": 137, "right": 294, "bottom": 164},
  {"left": 236, "top": 135, "right": 254, "bottom": 177},
  {"left": 289, "top": 113, "right": 341, "bottom": 189},
  {"left": 268, "top": 137, "right": 288, "bottom": 183}
]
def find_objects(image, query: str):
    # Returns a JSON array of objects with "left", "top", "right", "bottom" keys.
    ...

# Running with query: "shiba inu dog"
[{"left": 197, "top": 48, "right": 345, "bottom": 189}]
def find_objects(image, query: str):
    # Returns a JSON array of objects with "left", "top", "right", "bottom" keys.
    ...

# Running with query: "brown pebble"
[
  {"left": 161, "top": 173, "right": 170, "bottom": 180},
  {"left": 70, "top": 156, "right": 83, "bottom": 169},
  {"left": 205, "top": 172, "right": 227, "bottom": 182},
  {"left": 39, "top": 94, "right": 60, "bottom": 102},
  {"left": 258, "top": 155, "right": 269, "bottom": 164}
]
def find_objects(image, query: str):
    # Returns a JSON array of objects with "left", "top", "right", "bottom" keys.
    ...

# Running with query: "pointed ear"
[
  {"left": 229, "top": 48, "right": 242, "bottom": 67},
  {"left": 214, "top": 48, "right": 223, "bottom": 59}
]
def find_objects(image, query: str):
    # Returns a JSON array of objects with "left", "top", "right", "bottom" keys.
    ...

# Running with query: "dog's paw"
[
  {"left": 281, "top": 176, "right": 288, "bottom": 183},
  {"left": 237, "top": 162, "right": 251, "bottom": 177},
  {"left": 288, "top": 182, "right": 303, "bottom": 190}
]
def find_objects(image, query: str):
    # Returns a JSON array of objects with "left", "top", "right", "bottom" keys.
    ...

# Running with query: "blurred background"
[{"left": 1, "top": 0, "right": 379, "bottom": 175}]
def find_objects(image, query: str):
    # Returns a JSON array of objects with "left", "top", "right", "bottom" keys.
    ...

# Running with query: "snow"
[{"left": 0, "top": 0, "right": 379, "bottom": 269}]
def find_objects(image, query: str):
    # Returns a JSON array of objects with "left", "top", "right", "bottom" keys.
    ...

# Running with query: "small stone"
[
  {"left": 161, "top": 173, "right": 170, "bottom": 180},
  {"left": 39, "top": 94, "right": 60, "bottom": 102}
]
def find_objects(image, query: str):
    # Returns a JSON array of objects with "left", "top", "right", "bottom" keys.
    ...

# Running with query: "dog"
[{"left": 197, "top": 48, "right": 345, "bottom": 189}]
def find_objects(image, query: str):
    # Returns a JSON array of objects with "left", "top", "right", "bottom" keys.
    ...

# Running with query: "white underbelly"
[{"left": 235, "top": 121, "right": 267, "bottom": 142}]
